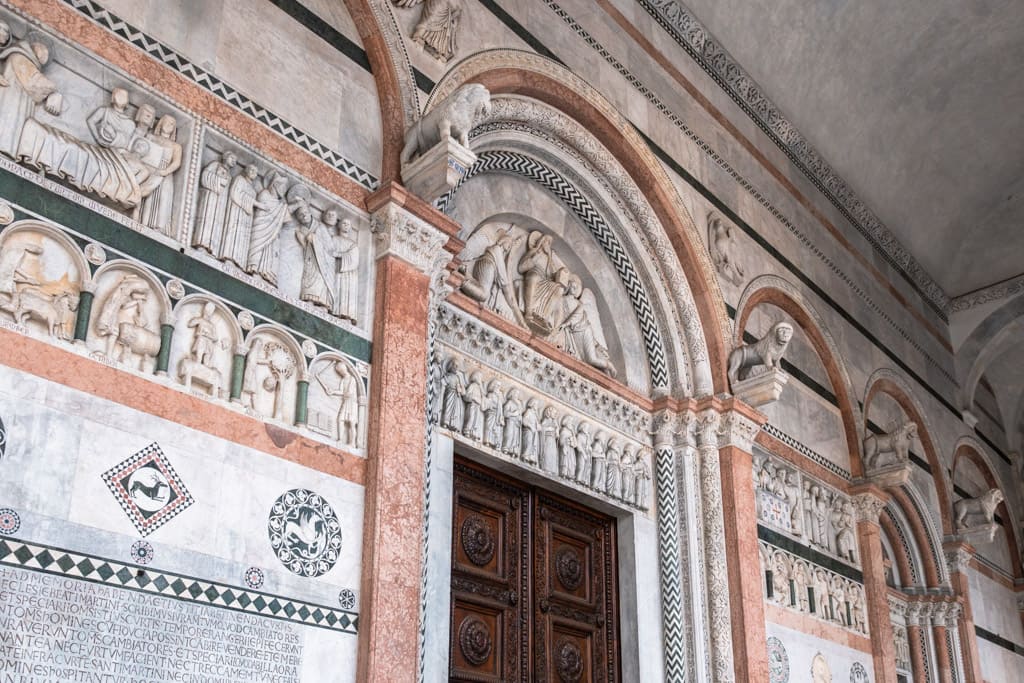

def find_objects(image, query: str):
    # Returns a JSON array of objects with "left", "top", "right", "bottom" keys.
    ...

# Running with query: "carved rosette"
[
  {"left": 555, "top": 546, "right": 583, "bottom": 592},
  {"left": 460, "top": 514, "right": 496, "bottom": 566},
  {"left": 457, "top": 616, "right": 492, "bottom": 666},
  {"left": 371, "top": 202, "right": 450, "bottom": 276},
  {"left": 555, "top": 637, "right": 584, "bottom": 682},
  {"left": 852, "top": 493, "right": 886, "bottom": 524}
]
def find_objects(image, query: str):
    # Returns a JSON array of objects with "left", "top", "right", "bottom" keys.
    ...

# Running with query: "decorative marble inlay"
[
  {"left": 102, "top": 443, "right": 194, "bottom": 537},
  {"left": 267, "top": 488, "right": 343, "bottom": 578},
  {"left": 766, "top": 636, "right": 790, "bottom": 683}
]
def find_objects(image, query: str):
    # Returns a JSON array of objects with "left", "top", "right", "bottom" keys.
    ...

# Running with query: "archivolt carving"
[{"left": 427, "top": 51, "right": 730, "bottom": 396}]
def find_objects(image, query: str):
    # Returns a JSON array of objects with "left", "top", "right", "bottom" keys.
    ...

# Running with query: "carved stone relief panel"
[
  {"left": 753, "top": 452, "right": 860, "bottom": 567},
  {"left": 240, "top": 325, "right": 305, "bottom": 425},
  {"left": 0, "top": 15, "right": 192, "bottom": 235},
  {"left": 458, "top": 220, "right": 619, "bottom": 378},
  {"left": 307, "top": 353, "right": 368, "bottom": 450},
  {"left": 391, "top": 0, "right": 462, "bottom": 63},
  {"left": 439, "top": 350, "right": 651, "bottom": 513},
  {"left": 87, "top": 261, "right": 171, "bottom": 373},
  {"left": 0, "top": 221, "right": 87, "bottom": 341},
  {"left": 189, "top": 131, "right": 373, "bottom": 331},
  {"left": 758, "top": 541, "right": 867, "bottom": 635},
  {"left": 168, "top": 295, "right": 242, "bottom": 400}
]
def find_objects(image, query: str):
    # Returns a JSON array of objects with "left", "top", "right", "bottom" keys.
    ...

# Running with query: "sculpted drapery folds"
[
  {"left": 246, "top": 171, "right": 292, "bottom": 285},
  {"left": 459, "top": 225, "right": 617, "bottom": 377}
]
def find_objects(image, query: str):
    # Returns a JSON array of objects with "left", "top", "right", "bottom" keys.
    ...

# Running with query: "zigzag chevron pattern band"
[{"left": 440, "top": 150, "right": 671, "bottom": 390}]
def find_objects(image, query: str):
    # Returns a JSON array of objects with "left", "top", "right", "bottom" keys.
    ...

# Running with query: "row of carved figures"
[
  {"left": 753, "top": 454, "right": 859, "bottom": 565},
  {"left": 191, "top": 152, "right": 361, "bottom": 323},
  {"left": 759, "top": 541, "right": 868, "bottom": 634},
  {"left": 0, "top": 220, "right": 365, "bottom": 448},
  {"left": 0, "top": 23, "right": 364, "bottom": 325},
  {"left": 440, "top": 356, "right": 651, "bottom": 510}
]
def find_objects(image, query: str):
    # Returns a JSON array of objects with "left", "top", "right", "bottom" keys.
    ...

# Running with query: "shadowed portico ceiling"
[{"left": 652, "top": 0, "right": 1024, "bottom": 302}]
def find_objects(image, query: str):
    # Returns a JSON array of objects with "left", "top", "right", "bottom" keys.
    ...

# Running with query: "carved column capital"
[
  {"left": 371, "top": 202, "right": 451, "bottom": 276},
  {"left": 943, "top": 543, "right": 975, "bottom": 574},
  {"left": 651, "top": 410, "right": 679, "bottom": 451},
  {"left": 943, "top": 601, "right": 962, "bottom": 628},
  {"left": 852, "top": 492, "right": 887, "bottom": 524},
  {"left": 904, "top": 600, "right": 925, "bottom": 626},
  {"left": 717, "top": 410, "right": 762, "bottom": 452},
  {"left": 695, "top": 409, "right": 721, "bottom": 451}
]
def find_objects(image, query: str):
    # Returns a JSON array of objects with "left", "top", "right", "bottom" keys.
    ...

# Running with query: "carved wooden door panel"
[
  {"left": 450, "top": 458, "right": 619, "bottom": 682},
  {"left": 450, "top": 460, "right": 530, "bottom": 682},
  {"left": 533, "top": 491, "right": 618, "bottom": 683}
]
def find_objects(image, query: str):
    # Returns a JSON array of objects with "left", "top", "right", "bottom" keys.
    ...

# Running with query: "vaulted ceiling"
[{"left": 680, "top": 0, "right": 1024, "bottom": 298}]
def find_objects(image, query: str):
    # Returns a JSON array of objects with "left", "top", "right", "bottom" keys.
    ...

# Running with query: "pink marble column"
[
  {"left": 852, "top": 487, "right": 899, "bottom": 683},
  {"left": 356, "top": 191, "right": 452, "bottom": 682},
  {"left": 944, "top": 542, "right": 984, "bottom": 682},
  {"left": 716, "top": 401, "right": 769, "bottom": 682}
]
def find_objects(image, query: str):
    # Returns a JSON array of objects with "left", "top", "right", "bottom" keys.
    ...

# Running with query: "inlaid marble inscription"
[{"left": 0, "top": 565, "right": 303, "bottom": 682}]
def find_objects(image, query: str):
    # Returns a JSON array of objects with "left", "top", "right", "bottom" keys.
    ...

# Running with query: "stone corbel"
[
  {"left": 370, "top": 202, "right": 451, "bottom": 277},
  {"left": 401, "top": 137, "right": 477, "bottom": 203},
  {"left": 730, "top": 368, "right": 788, "bottom": 408}
]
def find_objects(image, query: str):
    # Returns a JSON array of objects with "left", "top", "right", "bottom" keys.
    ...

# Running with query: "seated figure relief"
[
  {"left": 0, "top": 23, "right": 184, "bottom": 233},
  {"left": 459, "top": 224, "right": 617, "bottom": 377}
]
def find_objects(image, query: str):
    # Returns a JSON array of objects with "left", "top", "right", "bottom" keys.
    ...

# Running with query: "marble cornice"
[{"left": 639, "top": 0, "right": 951, "bottom": 318}]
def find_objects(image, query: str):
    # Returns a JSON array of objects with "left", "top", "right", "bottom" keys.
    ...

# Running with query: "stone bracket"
[
  {"left": 401, "top": 138, "right": 477, "bottom": 204},
  {"left": 731, "top": 367, "right": 788, "bottom": 408}
]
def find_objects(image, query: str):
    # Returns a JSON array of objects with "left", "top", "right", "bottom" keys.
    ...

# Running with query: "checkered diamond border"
[
  {"left": 101, "top": 443, "right": 195, "bottom": 536},
  {"left": 61, "top": 0, "right": 378, "bottom": 191},
  {"left": 0, "top": 535, "right": 358, "bottom": 635}
]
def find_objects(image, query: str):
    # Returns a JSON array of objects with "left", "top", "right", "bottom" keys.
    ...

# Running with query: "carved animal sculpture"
[
  {"left": 400, "top": 84, "right": 491, "bottom": 164},
  {"left": 953, "top": 488, "right": 1003, "bottom": 531},
  {"left": 115, "top": 322, "right": 162, "bottom": 369},
  {"left": 863, "top": 421, "right": 917, "bottom": 470},
  {"left": 129, "top": 476, "right": 169, "bottom": 503},
  {"left": 14, "top": 289, "right": 77, "bottom": 340},
  {"left": 727, "top": 321, "right": 793, "bottom": 386},
  {"left": 178, "top": 357, "right": 223, "bottom": 398}
]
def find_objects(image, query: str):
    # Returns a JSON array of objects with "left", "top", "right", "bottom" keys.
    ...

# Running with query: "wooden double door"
[{"left": 450, "top": 457, "right": 620, "bottom": 682}]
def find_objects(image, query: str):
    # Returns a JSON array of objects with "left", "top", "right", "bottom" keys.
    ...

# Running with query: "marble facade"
[{"left": 0, "top": 2, "right": 1020, "bottom": 683}]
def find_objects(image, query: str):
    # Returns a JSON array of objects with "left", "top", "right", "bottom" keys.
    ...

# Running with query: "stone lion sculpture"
[
  {"left": 954, "top": 488, "right": 1003, "bottom": 531},
  {"left": 863, "top": 420, "right": 917, "bottom": 470},
  {"left": 400, "top": 83, "right": 492, "bottom": 164},
  {"left": 727, "top": 321, "right": 793, "bottom": 386}
]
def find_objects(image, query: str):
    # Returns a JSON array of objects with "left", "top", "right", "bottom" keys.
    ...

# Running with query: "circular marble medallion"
[
  {"left": 0, "top": 508, "right": 20, "bottom": 534},
  {"left": 850, "top": 662, "right": 869, "bottom": 683},
  {"left": 130, "top": 540, "right": 154, "bottom": 565},
  {"left": 243, "top": 566, "right": 265, "bottom": 589},
  {"left": 767, "top": 636, "right": 790, "bottom": 683},
  {"left": 338, "top": 588, "right": 356, "bottom": 610},
  {"left": 268, "top": 489, "right": 342, "bottom": 577}
]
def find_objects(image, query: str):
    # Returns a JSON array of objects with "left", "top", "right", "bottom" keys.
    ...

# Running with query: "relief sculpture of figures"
[
  {"left": 0, "top": 241, "right": 78, "bottom": 340},
  {"left": 246, "top": 170, "right": 292, "bottom": 285},
  {"left": 0, "top": 29, "right": 187, "bottom": 231},
  {"left": 557, "top": 415, "right": 576, "bottom": 479},
  {"left": 832, "top": 499, "right": 857, "bottom": 563},
  {"left": 620, "top": 445, "right": 638, "bottom": 504},
  {"left": 501, "top": 389, "right": 522, "bottom": 455},
  {"left": 330, "top": 213, "right": 359, "bottom": 323},
  {"left": 192, "top": 151, "right": 237, "bottom": 253},
  {"left": 240, "top": 338, "right": 264, "bottom": 410},
  {"left": 538, "top": 406, "right": 558, "bottom": 473},
  {"left": 441, "top": 357, "right": 466, "bottom": 431},
  {"left": 634, "top": 454, "right": 651, "bottom": 509},
  {"left": 461, "top": 371, "right": 484, "bottom": 441},
  {"left": 294, "top": 203, "right": 338, "bottom": 311},
  {"left": 219, "top": 164, "right": 260, "bottom": 268},
  {"left": 133, "top": 114, "right": 182, "bottom": 232},
  {"left": 482, "top": 379, "right": 504, "bottom": 448},
  {"left": 727, "top": 321, "right": 793, "bottom": 386},
  {"left": 605, "top": 438, "right": 622, "bottom": 500},
  {"left": 95, "top": 274, "right": 159, "bottom": 371},
  {"left": 460, "top": 226, "right": 617, "bottom": 377},
  {"left": 520, "top": 397, "right": 540, "bottom": 464},
  {"left": 574, "top": 422, "right": 591, "bottom": 485},
  {"left": 317, "top": 360, "right": 359, "bottom": 447},
  {"left": 707, "top": 212, "right": 744, "bottom": 286},
  {"left": 178, "top": 302, "right": 225, "bottom": 397},
  {"left": 590, "top": 431, "right": 607, "bottom": 493},
  {"left": 393, "top": 0, "right": 462, "bottom": 62}
]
